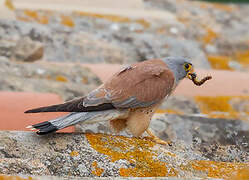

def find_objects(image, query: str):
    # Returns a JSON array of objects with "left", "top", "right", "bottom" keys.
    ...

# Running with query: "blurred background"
[{"left": 0, "top": 0, "right": 249, "bottom": 178}]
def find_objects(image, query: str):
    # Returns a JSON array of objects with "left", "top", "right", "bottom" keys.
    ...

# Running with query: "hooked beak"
[{"left": 187, "top": 67, "right": 195, "bottom": 80}]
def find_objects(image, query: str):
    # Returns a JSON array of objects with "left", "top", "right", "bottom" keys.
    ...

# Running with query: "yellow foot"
[{"left": 146, "top": 129, "right": 172, "bottom": 146}]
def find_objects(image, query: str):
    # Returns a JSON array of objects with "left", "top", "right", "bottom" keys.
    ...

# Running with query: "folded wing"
[{"left": 25, "top": 59, "right": 175, "bottom": 113}]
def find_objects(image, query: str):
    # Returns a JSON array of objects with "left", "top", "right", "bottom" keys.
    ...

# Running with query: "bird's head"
[{"left": 162, "top": 57, "right": 194, "bottom": 85}]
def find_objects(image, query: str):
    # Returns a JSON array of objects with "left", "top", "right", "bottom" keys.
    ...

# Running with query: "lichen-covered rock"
[
  {"left": 0, "top": 113, "right": 248, "bottom": 178},
  {"left": 11, "top": 36, "right": 44, "bottom": 62},
  {"left": 0, "top": 0, "right": 249, "bottom": 70},
  {"left": 0, "top": 58, "right": 101, "bottom": 101}
]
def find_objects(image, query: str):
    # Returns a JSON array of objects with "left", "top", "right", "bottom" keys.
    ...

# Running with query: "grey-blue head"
[{"left": 162, "top": 56, "right": 193, "bottom": 85}]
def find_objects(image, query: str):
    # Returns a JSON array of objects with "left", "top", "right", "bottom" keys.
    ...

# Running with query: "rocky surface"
[
  {"left": 0, "top": 57, "right": 101, "bottom": 101},
  {"left": 0, "top": 113, "right": 248, "bottom": 178},
  {"left": 0, "top": 0, "right": 249, "bottom": 178},
  {"left": 0, "top": 0, "right": 249, "bottom": 71}
]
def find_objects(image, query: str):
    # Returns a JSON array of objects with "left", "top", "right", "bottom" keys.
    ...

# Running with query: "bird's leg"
[{"left": 146, "top": 129, "right": 172, "bottom": 145}]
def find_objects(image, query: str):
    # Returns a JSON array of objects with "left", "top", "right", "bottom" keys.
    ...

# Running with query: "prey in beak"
[{"left": 187, "top": 67, "right": 212, "bottom": 86}]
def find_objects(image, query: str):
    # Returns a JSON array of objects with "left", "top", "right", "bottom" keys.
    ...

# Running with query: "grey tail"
[
  {"left": 28, "top": 112, "right": 85, "bottom": 135},
  {"left": 31, "top": 121, "right": 58, "bottom": 135},
  {"left": 27, "top": 109, "right": 129, "bottom": 135}
]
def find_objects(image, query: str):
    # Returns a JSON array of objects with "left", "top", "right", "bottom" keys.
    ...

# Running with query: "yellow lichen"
[
  {"left": 201, "top": 28, "right": 218, "bottom": 44},
  {"left": 188, "top": 160, "right": 249, "bottom": 179},
  {"left": 86, "top": 133, "right": 175, "bottom": 177},
  {"left": 22, "top": 10, "right": 50, "bottom": 24},
  {"left": 74, "top": 11, "right": 149, "bottom": 29},
  {"left": 135, "top": 19, "right": 150, "bottom": 29},
  {"left": 16, "top": 17, "right": 31, "bottom": 22},
  {"left": 91, "top": 161, "right": 104, "bottom": 176},
  {"left": 61, "top": 15, "right": 75, "bottom": 27},
  {"left": 235, "top": 50, "right": 249, "bottom": 67},
  {"left": 207, "top": 55, "right": 232, "bottom": 70},
  {"left": 198, "top": 1, "right": 235, "bottom": 12},
  {"left": 36, "top": 15, "right": 49, "bottom": 24},
  {"left": 24, "top": 10, "right": 38, "bottom": 19},
  {"left": 230, "top": 168, "right": 249, "bottom": 180},
  {"left": 75, "top": 11, "right": 130, "bottom": 23},
  {"left": 211, "top": 3, "right": 235, "bottom": 12},
  {"left": 0, "top": 175, "right": 33, "bottom": 180},
  {"left": 195, "top": 96, "right": 249, "bottom": 120},
  {"left": 55, "top": 75, "right": 68, "bottom": 82},
  {"left": 82, "top": 77, "right": 88, "bottom": 84},
  {"left": 4, "top": 0, "right": 14, "bottom": 10},
  {"left": 156, "top": 109, "right": 183, "bottom": 115},
  {"left": 70, "top": 150, "right": 79, "bottom": 157}
]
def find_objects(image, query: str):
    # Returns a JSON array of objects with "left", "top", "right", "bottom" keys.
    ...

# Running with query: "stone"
[
  {"left": 0, "top": 58, "right": 101, "bottom": 101},
  {"left": 0, "top": 113, "right": 248, "bottom": 178},
  {"left": 11, "top": 36, "right": 44, "bottom": 62},
  {"left": 0, "top": 39, "right": 16, "bottom": 58}
]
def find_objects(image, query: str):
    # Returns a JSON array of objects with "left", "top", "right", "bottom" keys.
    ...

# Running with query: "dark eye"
[
  {"left": 183, "top": 63, "right": 192, "bottom": 71},
  {"left": 185, "top": 64, "right": 189, "bottom": 69}
]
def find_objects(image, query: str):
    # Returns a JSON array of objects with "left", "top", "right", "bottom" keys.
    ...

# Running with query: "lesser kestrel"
[{"left": 26, "top": 57, "right": 196, "bottom": 144}]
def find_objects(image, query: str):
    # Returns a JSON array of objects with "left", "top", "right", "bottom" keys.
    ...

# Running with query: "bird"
[{"left": 25, "top": 57, "right": 194, "bottom": 145}]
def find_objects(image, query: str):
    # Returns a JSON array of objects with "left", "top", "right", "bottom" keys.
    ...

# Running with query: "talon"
[{"left": 146, "top": 129, "right": 172, "bottom": 145}]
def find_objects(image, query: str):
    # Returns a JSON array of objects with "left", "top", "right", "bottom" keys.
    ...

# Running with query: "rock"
[
  {"left": 64, "top": 32, "right": 128, "bottom": 64},
  {"left": 0, "top": 2, "right": 247, "bottom": 70},
  {"left": 0, "top": 0, "right": 15, "bottom": 20},
  {"left": 0, "top": 39, "right": 16, "bottom": 58},
  {"left": 0, "top": 58, "right": 101, "bottom": 100},
  {"left": 11, "top": 36, "right": 44, "bottom": 62},
  {"left": 159, "top": 96, "right": 200, "bottom": 115},
  {"left": 0, "top": 113, "right": 248, "bottom": 178}
]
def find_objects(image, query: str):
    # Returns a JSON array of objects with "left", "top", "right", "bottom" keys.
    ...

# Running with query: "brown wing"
[
  {"left": 103, "top": 59, "right": 175, "bottom": 108},
  {"left": 25, "top": 59, "right": 175, "bottom": 113}
]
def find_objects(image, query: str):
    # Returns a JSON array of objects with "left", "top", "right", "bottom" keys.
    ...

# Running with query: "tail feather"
[
  {"left": 28, "top": 109, "right": 129, "bottom": 135},
  {"left": 28, "top": 121, "right": 58, "bottom": 135}
]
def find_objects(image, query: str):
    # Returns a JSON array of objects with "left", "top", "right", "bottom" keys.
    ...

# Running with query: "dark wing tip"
[
  {"left": 28, "top": 121, "right": 58, "bottom": 135},
  {"left": 24, "top": 109, "right": 36, "bottom": 113}
]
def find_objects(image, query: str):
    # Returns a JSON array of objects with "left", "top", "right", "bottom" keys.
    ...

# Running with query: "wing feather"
[{"left": 25, "top": 59, "right": 175, "bottom": 113}]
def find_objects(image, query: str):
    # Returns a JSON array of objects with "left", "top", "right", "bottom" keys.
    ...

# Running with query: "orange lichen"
[
  {"left": 74, "top": 11, "right": 150, "bottom": 29},
  {"left": 195, "top": 96, "right": 249, "bottom": 120},
  {"left": 36, "top": 15, "right": 49, "bottom": 24},
  {"left": 177, "top": 16, "right": 190, "bottom": 26},
  {"left": 86, "top": 133, "right": 176, "bottom": 177},
  {"left": 201, "top": 28, "right": 218, "bottom": 44},
  {"left": 22, "top": 10, "right": 50, "bottom": 24},
  {"left": 75, "top": 11, "right": 130, "bottom": 23},
  {"left": 82, "top": 77, "right": 88, "bottom": 84},
  {"left": 207, "top": 55, "right": 232, "bottom": 70},
  {"left": 235, "top": 50, "right": 249, "bottom": 67},
  {"left": 156, "top": 109, "right": 183, "bottom": 115},
  {"left": 188, "top": 160, "right": 249, "bottom": 179},
  {"left": 0, "top": 175, "right": 33, "bottom": 180},
  {"left": 24, "top": 10, "right": 38, "bottom": 19},
  {"left": 135, "top": 19, "right": 150, "bottom": 29},
  {"left": 91, "top": 161, "right": 104, "bottom": 176},
  {"left": 156, "top": 27, "right": 167, "bottom": 34},
  {"left": 70, "top": 150, "right": 79, "bottom": 157},
  {"left": 211, "top": 3, "right": 235, "bottom": 12},
  {"left": 16, "top": 17, "right": 31, "bottom": 22},
  {"left": 230, "top": 168, "right": 249, "bottom": 180},
  {"left": 55, "top": 75, "right": 68, "bottom": 82},
  {"left": 5, "top": 0, "right": 14, "bottom": 10},
  {"left": 61, "top": 15, "right": 75, "bottom": 27}
]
